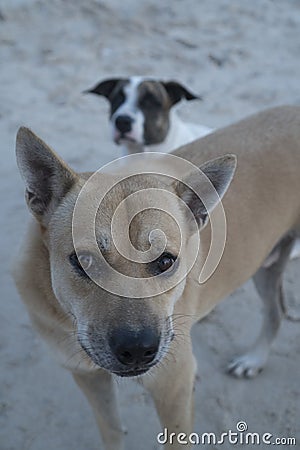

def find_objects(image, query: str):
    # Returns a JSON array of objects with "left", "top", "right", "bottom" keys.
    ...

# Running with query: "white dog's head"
[{"left": 86, "top": 76, "right": 200, "bottom": 149}]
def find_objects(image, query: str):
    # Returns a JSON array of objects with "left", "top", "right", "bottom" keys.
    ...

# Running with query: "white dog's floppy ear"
[
  {"left": 176, "top": 154, "right": 237, "bottom": 228},
  {"left": 16, "top": 127, "right": 78, "bottom": 224},
  {"left": 162, "top": 81, "right": 201, "bottom": 106},
  {"left": 84, "top": 78, "right": 125, "bottom": 99}
]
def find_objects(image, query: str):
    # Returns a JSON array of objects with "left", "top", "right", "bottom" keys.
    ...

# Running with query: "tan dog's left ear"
[
  {"left": 16, "top": 127, "right": 78, "bottom": 225},
  {"left": 176, "top": 154, "right": 237, "bottom": 228}
]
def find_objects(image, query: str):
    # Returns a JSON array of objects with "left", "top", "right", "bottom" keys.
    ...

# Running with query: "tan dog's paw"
[
  {"left": 227, "top": 351, "right": 268, "bottom": 378},
  {"left": 290, "top": 239, "right": 300, "bottom": 260}
]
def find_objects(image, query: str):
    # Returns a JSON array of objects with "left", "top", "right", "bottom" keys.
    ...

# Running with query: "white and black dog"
[{"left": 85, "top": 76, "right": 213, "bottom": 155}]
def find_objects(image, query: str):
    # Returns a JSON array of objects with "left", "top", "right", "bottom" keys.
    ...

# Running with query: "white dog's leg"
[
  {"left": 228, "top": 232, "right": 295, "bottom": 378},
  {"left": 72, "top": 370, "right": 125, "bottom": 450}
]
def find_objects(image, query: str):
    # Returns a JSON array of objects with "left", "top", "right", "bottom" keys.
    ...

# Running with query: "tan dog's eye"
[
  {"left": 78, "top": 254, "right": 93, "bottom": 270},
  {"left": 69, "top": 252, "right": 92, "bottom": 278},
  {"left": 156, "top": 252, "right": 176, "bottom": 273}
]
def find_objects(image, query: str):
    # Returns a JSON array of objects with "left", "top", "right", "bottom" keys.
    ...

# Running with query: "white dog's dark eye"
[
  {"left": 111, "top": 91, "right": 125, "bottom": 114},
  {"left": 142, "top": 93, "right": 162, "bottom": 108},
  {"left": 69, "top": 252, "right": 92, "bottom": 277},
  {"left": 156, "top": 252, "right": 176, "bottom": 273}
]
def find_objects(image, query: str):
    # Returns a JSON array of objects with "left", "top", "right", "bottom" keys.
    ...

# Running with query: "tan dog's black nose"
[
  {"left": 109, "top": 328, "right": 160, "bottom": 366},
  {"left": 115, "top": 115, "right": 133, "bottom": 133}
]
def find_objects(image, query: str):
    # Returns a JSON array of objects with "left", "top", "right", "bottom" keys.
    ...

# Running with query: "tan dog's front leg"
[
  {"left": 72, "top": 370, "right": 125, "bottom": 450},
  {"left": 143, "top": 335, "right": 197, "bottom": 449}
]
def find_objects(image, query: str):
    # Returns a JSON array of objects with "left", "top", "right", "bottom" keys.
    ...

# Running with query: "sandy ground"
[{"left": 1, "top": 0, "right": 300, "bottom": 449}]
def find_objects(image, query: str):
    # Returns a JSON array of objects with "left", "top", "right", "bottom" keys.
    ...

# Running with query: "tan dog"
[{"left": 13, "top": 106, "right": 300, "bottom": 450}]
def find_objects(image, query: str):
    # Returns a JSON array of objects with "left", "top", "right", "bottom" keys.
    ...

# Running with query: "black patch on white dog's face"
[
  {"left": 137, "top": 80, "right": 199, "bottom": 145},
  {"left": 108, "top": 81, "right": 129, "bottom": 117},
  {"left": 137, "top": 81, "right": 172, "bottom": 145}
]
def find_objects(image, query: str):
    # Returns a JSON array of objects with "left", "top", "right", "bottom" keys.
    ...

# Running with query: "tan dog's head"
[{"left": 16, "top": 128, "right": 236, "bottom": 377}]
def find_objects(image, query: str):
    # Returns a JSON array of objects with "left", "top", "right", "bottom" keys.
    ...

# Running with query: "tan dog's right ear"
[
  {"left": 16, "top": 127, "right": 78, "bottom": 225},
  {"left": 175, "top": 154, "right": 237, "bottom": 229}
]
